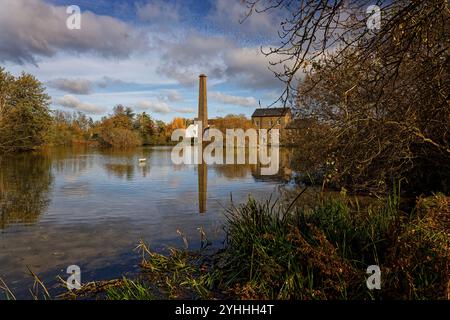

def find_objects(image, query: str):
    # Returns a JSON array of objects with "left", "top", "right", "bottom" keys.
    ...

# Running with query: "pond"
[{"left": 0, "top": 146, "right": 297, "bottom": 298}]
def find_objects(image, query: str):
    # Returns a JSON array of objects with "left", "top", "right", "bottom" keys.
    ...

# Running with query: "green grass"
[
  {"left": 214, "top": 196, "right": 364, "bottom": 299},
  {"left": 106, "top": 278, "right": 154, "bottom": 300}
]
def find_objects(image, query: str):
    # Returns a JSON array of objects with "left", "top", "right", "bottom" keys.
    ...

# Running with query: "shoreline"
[{"left": 6, "top": 191, "right": 445, "bottom": 301}]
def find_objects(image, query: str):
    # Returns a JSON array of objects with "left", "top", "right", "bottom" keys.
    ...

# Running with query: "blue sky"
[{"left": 0, "top": 0, "right": 287, "bottom": 122}]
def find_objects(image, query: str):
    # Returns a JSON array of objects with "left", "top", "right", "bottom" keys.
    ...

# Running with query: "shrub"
[
  {"left": 212, "top": 192, "right": 449, "bottom": 299},
  {"left": 98, "top": 127, "right": 141, "bottom": 148}
]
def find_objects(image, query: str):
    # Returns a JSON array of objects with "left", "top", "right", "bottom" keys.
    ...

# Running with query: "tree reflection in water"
[
  {"left": 0, "top": 152, "right": 53, "bottom": 229},
  {"left": 101, "top": 148, "right": 151, "bottom": 180}
]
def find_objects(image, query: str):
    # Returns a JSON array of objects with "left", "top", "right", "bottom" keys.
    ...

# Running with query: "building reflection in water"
[
  {"left": 251, "top": 147, "right": 293, "bottom": 182},
  {"left": 194, "top": 146, "right": 294, "bottom": 215}
]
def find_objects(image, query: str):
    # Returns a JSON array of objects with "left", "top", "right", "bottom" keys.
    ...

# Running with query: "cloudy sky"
[{"left": 0, "top": 0, "right": 287, "bottom": 121}]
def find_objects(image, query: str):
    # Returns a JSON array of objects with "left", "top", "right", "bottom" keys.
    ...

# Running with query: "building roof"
[{"left": 251, "top": 107, "right": 291, "bottom": 118}]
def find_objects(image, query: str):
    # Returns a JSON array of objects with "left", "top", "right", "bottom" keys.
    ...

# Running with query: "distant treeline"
[
  {"left": 0, "top": 67, "right": 253, "bottom": 151},
  {"left": 50, "top": 105, "right": 188, "bottom": 148},
  {"left": 50, "top": 108, "right": 255, "bottom": 148}
]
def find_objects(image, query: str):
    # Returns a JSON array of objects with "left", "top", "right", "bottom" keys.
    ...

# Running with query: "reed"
[{"left": 211, "top": 189, "right": 448, "bottom": 299}]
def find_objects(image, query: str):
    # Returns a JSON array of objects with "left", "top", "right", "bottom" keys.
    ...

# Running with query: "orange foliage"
[
  {"left": 169, "top": 117, "right": 187, "bottom": 131},
  {"left": 210, "top": 114, "right": 254, "bottom": 133}
]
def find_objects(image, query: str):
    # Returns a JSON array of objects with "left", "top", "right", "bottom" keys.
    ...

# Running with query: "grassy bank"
[{"left": 52, "top": 190, "right": 448, "bottom": 301}]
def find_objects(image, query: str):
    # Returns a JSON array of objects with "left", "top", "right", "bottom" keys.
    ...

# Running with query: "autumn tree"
[
  {"left": 169, "top": 117, "right": 187, "bottom": 131},
  {"left": 135, "top": 112, "right": 156, "bottom": 145},
  {"left": 210, "top": 114, "right": 254, "bottom": 133},
  {"left": 50, "top": 110, "right": 94, "bottom": 145},
  {"left": 0, "top": 68, "right": 52, "bottom": 152},
  {"left": 97, "top": 105, "right": 141, "bottom": 148}
]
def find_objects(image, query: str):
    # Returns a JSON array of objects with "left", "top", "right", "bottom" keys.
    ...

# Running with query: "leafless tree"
[{"left": 244, "top": 0, "right": 449, "bottom": 193}]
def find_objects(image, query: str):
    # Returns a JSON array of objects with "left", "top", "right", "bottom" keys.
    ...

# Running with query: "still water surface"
[{"left": 0, "top": 146, "right": 296, "bottom": 298}]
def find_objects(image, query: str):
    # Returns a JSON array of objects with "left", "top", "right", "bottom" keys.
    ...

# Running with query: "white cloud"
[
  {"left": 136, "top": 100, "right": 171, "bottom": 114},
  {"left": 96, "top": 76, "right": 128, "bottom": 88},
  {"left": 157, "top": 33, "right": 283, "bottom": 90},
  {"left": 173, "top": 107, "right": 195, "bottom": 114},
  {"left": 56, "top": 95, "right": 106, "bottom": 114},
  {"left": 48, "top": 78, "right": 93, "bottom": 94},
  {"left": 157, "top": 34, "right": 229, "bottom": 86},
  {"left": 223, "top": 46, "right": 288, "bottom": 89},
  {"left": 7, "top": 54, "right": 173, "bottom": 85},
  {"left": 135, "top": 100, "right": 194, "bottom": 115},
  {"left": 0, "top": 0, "right": 147, "bottom": 64},
  {"left": 210, "top": 91, "right": 258, "bottom": 107},
  {"left": 158, "top": 89, "right": 184, "bottom": 102}
]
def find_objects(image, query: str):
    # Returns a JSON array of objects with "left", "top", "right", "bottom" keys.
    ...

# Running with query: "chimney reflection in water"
[
  {"left": 198, "top": 161, "right": 207, "bottom": 214},
  {"left": 197, "top": 74, "right": 208, "bottom": 214}
]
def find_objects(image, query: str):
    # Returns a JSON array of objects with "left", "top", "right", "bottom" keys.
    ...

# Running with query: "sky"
[{"left": 0, "top": 0, "right": 288, "bottom": 122}]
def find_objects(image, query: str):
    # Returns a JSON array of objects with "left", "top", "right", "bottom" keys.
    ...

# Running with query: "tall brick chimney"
[{"left": 198, "top": 74, "right": 208, "bottom": 129}]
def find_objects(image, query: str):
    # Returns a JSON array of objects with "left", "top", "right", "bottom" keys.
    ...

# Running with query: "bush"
[
  {"left": 212, "top": 192, "right": 449, "bottom": 299},
  {"left": 384, "top": 194, "right": 450, "bottom": 299},
  {"left": 98, "top": 127, "right": 141, "bottom": 148}
]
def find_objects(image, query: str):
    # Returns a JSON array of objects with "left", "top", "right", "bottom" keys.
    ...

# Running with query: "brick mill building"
[{"left": 251, "top": 107, "right": 293, "bottom": 142}]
